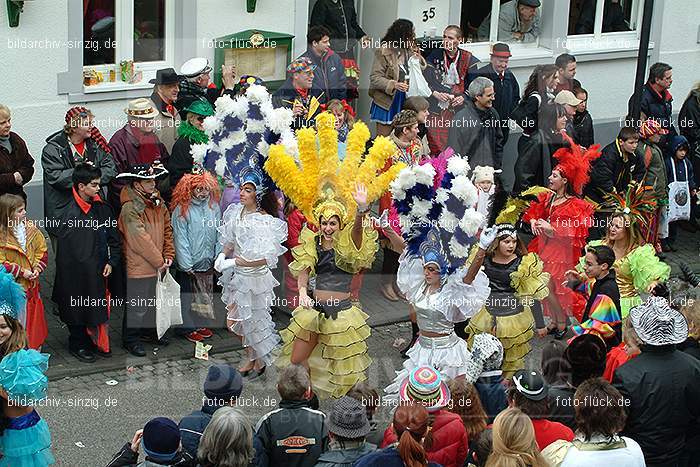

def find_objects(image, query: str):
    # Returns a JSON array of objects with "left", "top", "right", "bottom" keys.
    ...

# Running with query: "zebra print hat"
[{"left": 630, "top": 296, "right": 688, "bottom": 346}]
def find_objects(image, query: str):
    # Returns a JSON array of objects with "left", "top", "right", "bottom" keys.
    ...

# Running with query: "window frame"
[{"left": 58, "top": 0, "right": 194, "bottom": 103}]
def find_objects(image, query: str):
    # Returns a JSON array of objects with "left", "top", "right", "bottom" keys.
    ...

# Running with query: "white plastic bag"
[
  {"left": 407, "top": 55, "right": 431, "bottom": 98},
  {"left": 155, "top": 269, "right": 182, "bottom": 339},
  {"left": 667, "top": 158, "right": 691, "bottom": 223}
]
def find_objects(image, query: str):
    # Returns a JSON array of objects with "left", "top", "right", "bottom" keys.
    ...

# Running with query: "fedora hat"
[
  {"left": 149, "top": 68, "right": 182, "bottom": 85},
  {"left": 630, "top": 296, "right": 688, "bottom": 346},
  {"left": 124, "top": 98, "right": 159, "bottom": 119}
]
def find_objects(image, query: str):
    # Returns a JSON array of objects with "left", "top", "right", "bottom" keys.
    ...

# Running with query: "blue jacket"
[
  {"left": 474, "top": 374, "right": 508, "bottom": 424},
  {"left": 300, "top": 48, "right": 347, "bottom": 103},
  {"left": 353, "top": 447, "right": 442, "bottom": 467},
  {"left": 178, "top": 400, "right": 224, "bottom": 459},
  {"left": 665, "top": 135, "right": 695, "bottom": 190},
  {"left": 171, "top": 196, "right": 222, "bottom": 272}
]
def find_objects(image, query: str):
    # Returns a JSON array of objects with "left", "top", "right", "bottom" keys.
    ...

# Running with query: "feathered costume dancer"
[
  {"left": 522, "top": 134, "right": 600, "bottom": 325},
  {"left": 191, "top": 83, "right": 297, "bottom": 211},
  {"left": 383, "top": 154, "right": 492, "bottom": 399},
  {"left": 466, "top": 189, "right": 552, "bottom": 376},
  {"left": 580, "top": 183, "right": 670, "bottom": 318},
  {"left": 265, "top": 112, "right": 404, "bottom": 398},
  {"left": 0, "top": 268, "right": 54, "bottom": 466},
  {"left": 203, "top": 88, "right": 291, "bottom": 374}
]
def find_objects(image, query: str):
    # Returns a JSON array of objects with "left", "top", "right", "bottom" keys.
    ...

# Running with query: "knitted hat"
[
  {"left": 203, "top": 364, "right": 243, "bottom": 401},
  {"left": 392, "top": 109, "right": 418, "bottom": 129},
  {"left": 399, "top": 366, "right": 451, "bottom": 412},
  {"left": 630, "top": 296, "right": 688, "bottom": 346},
  {"left": 65, "top": 106, "right": 111, "bottom": 154},
  {"left": 142, "top": 417, "right": 180, "bottom": 462},
  {"left": 328, "top": 396, "right": 371, "bottom": 438},
  {"left": 639, "top": 119, "right": 669, "bottom": 139},
  {"left": 287, "top": 57, "right": 315, "bottom": 75},
  {"left": 472, "top": 333, "right": 504, "bottom": 373},
  {"left": 472, "top": 166, "right": 500, "bottom": 184}
]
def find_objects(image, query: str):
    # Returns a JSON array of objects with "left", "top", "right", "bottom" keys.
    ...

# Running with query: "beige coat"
[{"left": 369, "top": 47, "right": 426, "bottom": 110}]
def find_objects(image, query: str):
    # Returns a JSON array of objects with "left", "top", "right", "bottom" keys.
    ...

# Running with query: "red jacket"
[
  {"left": 381, "top": 410, "right": 467, "bottom": 467},
  {"left": 531, "top": 418, "right": 574, "bottom": 450}
]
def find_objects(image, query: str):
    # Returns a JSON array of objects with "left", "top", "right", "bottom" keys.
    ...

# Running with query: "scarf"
[
  {"left": 130, "top": 126, "right": 162, "bottom": 164},
  {"left": 65, "top": 106, "right": 111, "bottom": 154},
  {"left": 12, "top": 222, "right": 26, "bottom": 252},
  {"left": 177, "top": 121, "right": 208, "bottom": 144},
  {"left": 0, "top": 135, "right": 11, "bottom": 153},
  {"left": 179, "top": 79, "right": 207, "bottom": 98}
]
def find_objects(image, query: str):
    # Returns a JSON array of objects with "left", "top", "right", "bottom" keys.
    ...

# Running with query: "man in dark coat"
[
  {"left": 475, "top": 43, "right": 520, "bottom": 144},
  {"left": 0, "top": 106, "right": 34, "bottom": 199},
  {"left": 299, "top": 26, "right": 347, "bottom": 103},
  {"left": 628, "top": 62, "right": 677, "bottom": 148},
  {"left": 310, "top": 0, "right": 367, "bottom": 57},
  {"left": 175, "top": 57, "right": 236, "bottom": 119},
  {"left": 572, "top": 87, "right": 594, "bottom": 148},
  {"left": 42, "top": 107, "right": 116, "bottom": 245},
  {"left": 447, "top": 76, "right": 505, "bottom": 170},
  {"left": 423, "top": 25, "right": 480, "bottom": 154},
  {"left": 680, "top": 84, "right": 700, "bottom": 198},
  {"left": 584, "top": 126, "right": 645, "bottom": 204},
  {"left": 614, "top": 297, "right": 700, "bottom": 467},
  {"left": 52, "top": 164, "right": 121, "bottom": 363},
  {"left": 273, "top": 58, "right": 322, "bottom": 130}
]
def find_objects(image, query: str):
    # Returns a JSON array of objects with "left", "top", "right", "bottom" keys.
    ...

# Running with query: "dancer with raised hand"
[
  {"left": 266, "top": 112, "right": 404, "bottom": 398},
  {"left": 379, "top": 154, "right": 491, "bottom": 398}
]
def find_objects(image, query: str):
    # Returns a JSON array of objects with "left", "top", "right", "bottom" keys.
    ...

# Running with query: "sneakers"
[
  {"left": 185, "top": 331, "right": 205, "bottom": 343},
  {"left": 196, "top": 328, "right": 213, "bottom": 338}
]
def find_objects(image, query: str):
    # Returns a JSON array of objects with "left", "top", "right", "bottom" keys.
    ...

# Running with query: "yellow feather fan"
[{"left": 495, "top": 186, "right": 552, "bottom": 226}]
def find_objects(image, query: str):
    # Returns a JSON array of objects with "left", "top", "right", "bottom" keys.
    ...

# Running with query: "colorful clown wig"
[{"left": 170, "top": 165, "right": 221, "bottom": 218}]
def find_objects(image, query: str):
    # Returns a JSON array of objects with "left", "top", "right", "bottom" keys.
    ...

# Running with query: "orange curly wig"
[
  {"left": 170, "top": 170, "right": 221, "bottom": 218},
  {"left": 552, "top": 132, "right": 602, "bottom": 195}
]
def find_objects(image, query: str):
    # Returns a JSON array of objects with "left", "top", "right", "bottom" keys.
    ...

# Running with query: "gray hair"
[
  {"left": 0, "top": 104, "right": 10, "bottom": 120},
  {"left": 468, "top": 77, "right": 494, "bottom": 99},
  {"left": 197, "top": 407, "right": 254, "bottom": 467},
  {"left": 277, "top": 364, "right": 310, "bottom": 400}
]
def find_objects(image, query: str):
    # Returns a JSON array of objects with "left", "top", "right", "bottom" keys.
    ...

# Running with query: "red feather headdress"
[{"left": 552, "top": 132, "right": 602, "bottom": 195}]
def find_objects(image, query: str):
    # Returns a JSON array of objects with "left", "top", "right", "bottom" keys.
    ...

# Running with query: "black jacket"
[
  {"left": 511, "top": 92, "right": 548, "bottom": 136},
  {"left": 272, "top": 80, "right": 321, "bottom": 130},
  {"left": 300, "top": 48, "right": 347, "bottom": 103},
  {"left": 573, "top": 110, "right": 595, "bottom": 148},
  {"left": 52, "top": 194, "right": 121, "bottom": 326},
  {"left": 167, "top": 137, "right": 195, "bottom": 190},
  {"left": 613, "top": 345, "right": 700, "bottom": 467},
  {"left": 583, "top": 140, "right": 646, "bottom": 204},
  {"left": 580, "top": 270, "right": 622, "bottom": 347},
  {"left": 254, "top": 399, "right": 328, "bottom": 467},
  {"left": 0, "top": 132, "right": 34, "bottom": 199},
  {"left": 475, "top": 64, "right": 520, "bottom": 124},
  {"left": 629, "top": 82, "right": 678, "bottom": 150},
  {"left": 310, "top": 0, "right": 366, "bottom": 54},
  {"left": 447, "top": 99, "right": 504, "bottom": 169},
  {"left": 513, "top": 129, "right": 567, "bottom": 193},
  {"left": 679, "top": 89, "right": 700, "bottom": 150}
]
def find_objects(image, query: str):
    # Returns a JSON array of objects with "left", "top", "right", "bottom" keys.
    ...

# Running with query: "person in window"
[
  {"left": 423, "top": 25, "right": 481, "bottom": 153},
  {"left": 447, "top": 76, "right": 505, "bottom": 170},
  {"left": 42, "top": 106, "right": 116, "bottom": 249},
  {"left": 628, "top": 62, "right": 677, "bottom": 149},
  {"left": 299, "top": 26, "right": 347, "bottom": 104},
  {"left": 554, "top": 53, "right": 581, "bottom": 93},
  {"left": 478, "top": 0, "right": 541, "bottom": 44},
  {"left": 175, "top": 57, "right": 236, "bottom": 119},
  {"left": 0, "top": 104, "right": 34, "bottom": 200},
  {"left": 474, "top": 43, "right": 520, "bottom": 144},
  {"left": 575, "top": 0, "right": 630, "bottom": 34},
  {"left": 148, "top": 67, "right": 182, "bottom": 154},
  {"left": 272, "top": 57, "right": 322, "bottom": 130},
  {"left": 369, "top": 19, "right": 424, "bottom": 137},
  {"left": 309, "top": 0, "right": 368, "bottom": 100}
]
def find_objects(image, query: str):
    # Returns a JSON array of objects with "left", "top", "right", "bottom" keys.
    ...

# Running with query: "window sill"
[
  {"left": 83, "top": 81, "right": 153, "bottom": 94},
  {"left": 461, "top": 42, "right": 555, "bottom": 68}
]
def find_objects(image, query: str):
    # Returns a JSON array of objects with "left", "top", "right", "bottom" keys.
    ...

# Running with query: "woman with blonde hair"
[
  {"left": 486, "top": 407, "right": 549, "bottom": 467},
  {"left": 197, "top": 407, "right": 255, "bottom": 467}
]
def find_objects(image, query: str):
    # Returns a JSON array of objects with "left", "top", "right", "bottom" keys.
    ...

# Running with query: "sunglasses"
[{"left": 196, "top": 116, "right": 205, "bottom": 122}]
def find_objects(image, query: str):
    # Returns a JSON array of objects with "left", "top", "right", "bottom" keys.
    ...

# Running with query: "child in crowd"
[
  {"left": 0, "top": 349, "right": 54, "bottom": 466},
  {"left": 170, "top": 165, "right": 222, "bottom": 343},
  {"left": 663, "top": 135, "right": 696, "bottom": 251},
  {"left": 403, "top": 96, "right": 431, "bottom": 156},
  {"left": 325, "top": 99, "right": 355, "bottom": 143},
  {"left": 471, "top": 166, "right": 500, "bottom": 219},
  {"left": 0, "top": 194, "right": 48, "bottom": 349},
  {"left": 637, "top": 119, "right": 669, "bottom": 250},
  {"left": 603, "top": 316, "right": 643, "bottom": 382}
]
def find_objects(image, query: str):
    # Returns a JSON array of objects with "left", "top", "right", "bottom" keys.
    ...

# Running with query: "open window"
[{"left": 566, "top": 0, "right": 647, "bottom": 53}]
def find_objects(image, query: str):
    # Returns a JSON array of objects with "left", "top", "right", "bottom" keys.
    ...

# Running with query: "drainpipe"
[{"left": 629, "top": 0, "right": 655, "bottom": 124}]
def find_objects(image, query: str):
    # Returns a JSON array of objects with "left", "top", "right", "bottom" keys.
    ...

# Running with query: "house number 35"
[{"left": 422, "top": 6, "right": 436, "bottom": 22}]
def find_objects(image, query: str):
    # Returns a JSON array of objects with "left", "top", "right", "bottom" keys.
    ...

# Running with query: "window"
[
  {"left": 568, "top": 0, "right": 644, "bottom": 35},
  {"left": 459, "top": 0, "right": 542, "bottom": 45},
  {"left": 82, "top": 0, "right": 174, "bottom": 90}
]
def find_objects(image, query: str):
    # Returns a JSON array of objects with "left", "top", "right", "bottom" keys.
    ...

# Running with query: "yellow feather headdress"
[{"left": 264, "top": 112, "right": 405, "bottom": 226}]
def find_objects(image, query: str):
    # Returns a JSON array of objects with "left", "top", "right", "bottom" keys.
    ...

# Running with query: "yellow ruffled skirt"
[
  {"left": 467, "top": 306, "right": 535, "bottom": 377},
  {"left": 276, "top": 305, "right": 371, "bottom": 399}
]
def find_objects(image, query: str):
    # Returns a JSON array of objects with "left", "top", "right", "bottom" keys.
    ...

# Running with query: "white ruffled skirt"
[
  {"left": 384, "top": 331, "right": 476, "bottom": 400},
  {"left": 220, "top": 266, "right": 280, "bottom": 365}
]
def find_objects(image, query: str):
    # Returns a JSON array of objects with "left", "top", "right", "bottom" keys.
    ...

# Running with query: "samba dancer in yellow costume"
[{"left": 265, "top": 112, "right": 405, "bottom": 398}]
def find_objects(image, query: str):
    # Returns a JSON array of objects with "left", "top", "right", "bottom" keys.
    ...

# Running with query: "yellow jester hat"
[{"left": 264, "top": 112, "right": 405, "bottom": 227}]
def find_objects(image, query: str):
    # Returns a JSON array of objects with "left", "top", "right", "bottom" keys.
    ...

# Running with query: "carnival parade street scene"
[{"left": 1, "top": 0, "right": 700, "bottom": 465}]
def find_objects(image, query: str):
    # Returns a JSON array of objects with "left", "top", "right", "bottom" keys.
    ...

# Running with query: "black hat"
[
  {"left": 142, "top": 417, "right": 180, "bottom": 462},
  {"left": 512, "top": 369, "right": 548, "bottom": 401},
  {"left": 203, "top": 364, "right": 243, "bottom": 401},
  {"left": 149, "top": 68, "right": 182, "bottom": 85},
  {"left": 518, "top": 0, "right": 541, "bottom": 6},
  {"left": 328, "top": 396, "right": 371, "bottom": 438}
]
